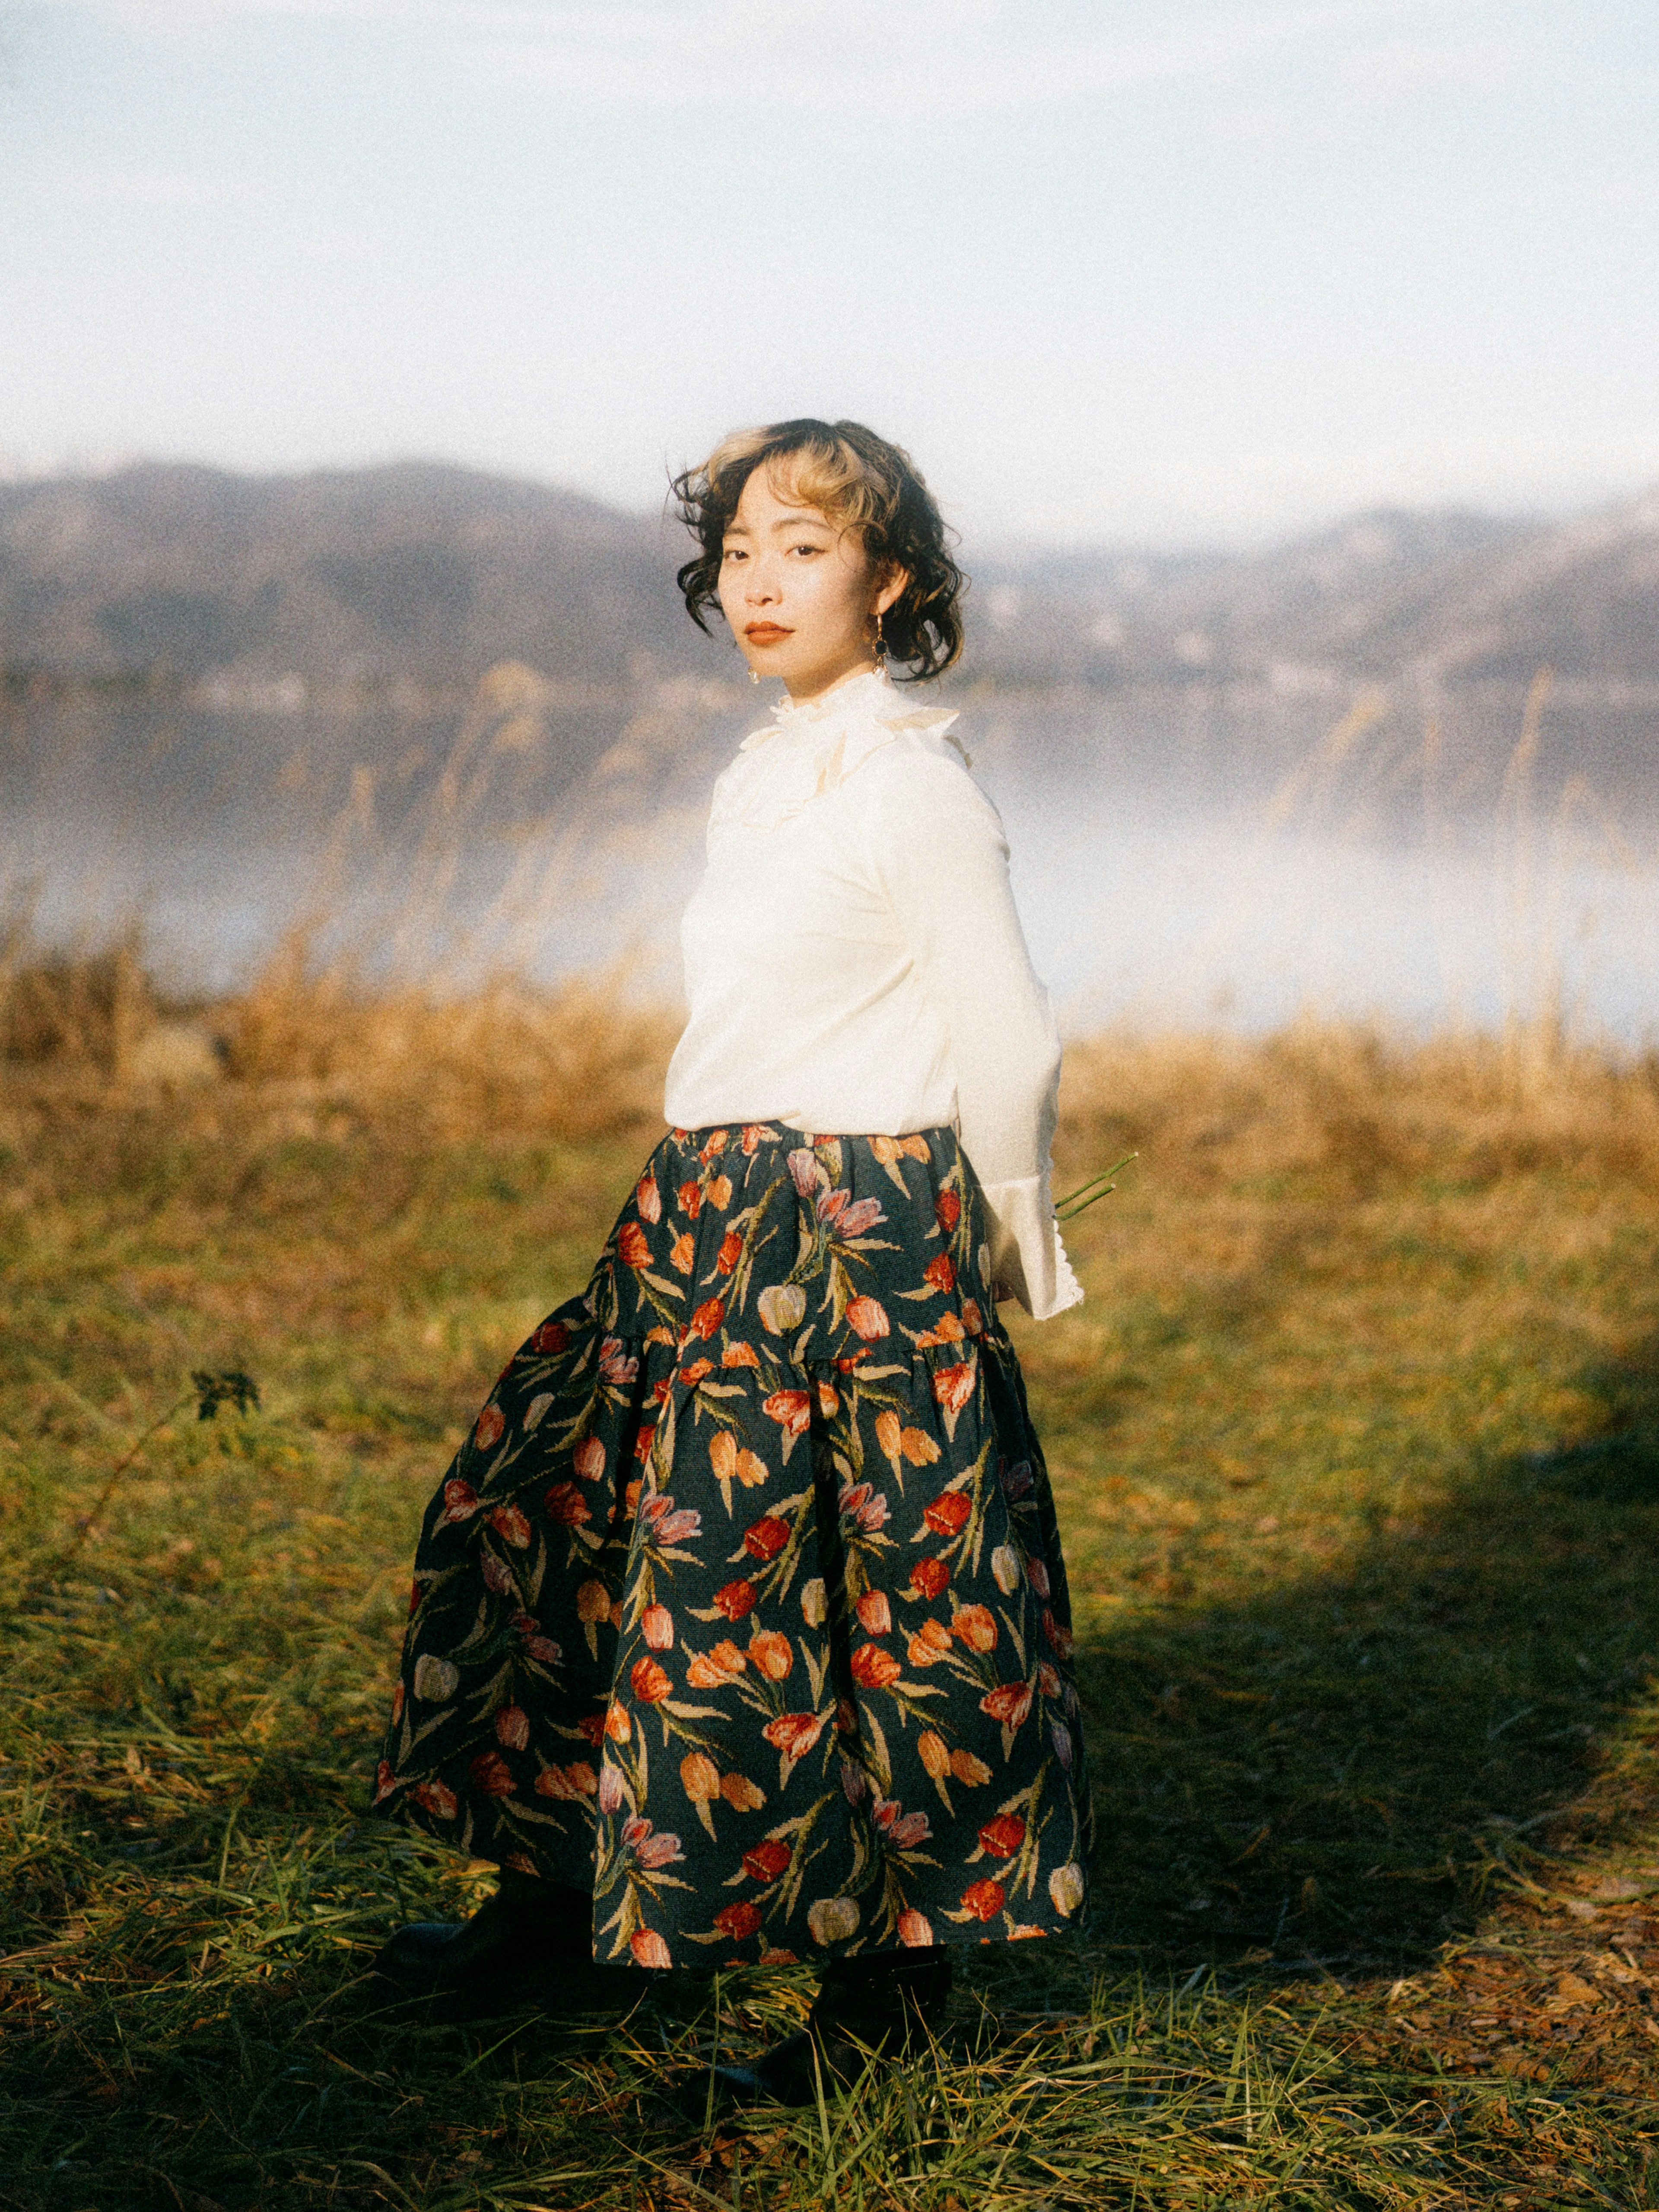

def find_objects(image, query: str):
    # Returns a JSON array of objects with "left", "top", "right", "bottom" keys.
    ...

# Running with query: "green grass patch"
[{"left": 4, "top": 1080, "right": 1659, "bottom": 2206}]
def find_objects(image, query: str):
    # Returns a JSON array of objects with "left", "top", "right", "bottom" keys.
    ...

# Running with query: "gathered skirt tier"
[{"left": 372, "top": 1122, "right": 1092, "bottom": 1969}]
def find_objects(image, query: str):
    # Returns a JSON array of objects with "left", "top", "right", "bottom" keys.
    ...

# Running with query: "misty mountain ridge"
[
  {"left": 0, "top": 461, "right": 690, "bottom": 701},
  {"left": 5, "top": 459, "right": 1659, "bottom": 702}
]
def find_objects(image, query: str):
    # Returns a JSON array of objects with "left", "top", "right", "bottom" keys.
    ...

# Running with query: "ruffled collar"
[{"left": 712, "top": 667, "right": 966, "bottom": 833}]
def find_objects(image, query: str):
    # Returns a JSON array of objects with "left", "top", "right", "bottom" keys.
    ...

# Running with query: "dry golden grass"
[
  {"left": 1062, "top": 1019, "right": 1659, "bottom": 1198},
  {"left": 10, "top": 927, "right": 1659, "bottom": 1182},
  {"left": 216, "top": 940, "right": 679, "bottom": 1142},
  {"left": 0, "top": 933, "right": 678, "bottom": 1145}
]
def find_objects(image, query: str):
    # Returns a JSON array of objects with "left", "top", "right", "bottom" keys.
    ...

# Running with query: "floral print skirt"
[{"left": 372, "top": 1123, "right": 1092, "bottom": 1969}]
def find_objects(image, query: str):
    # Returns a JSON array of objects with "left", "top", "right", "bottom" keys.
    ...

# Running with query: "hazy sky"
[{"left": 3, "top": 0, "right": 1655, "bottom": 542}]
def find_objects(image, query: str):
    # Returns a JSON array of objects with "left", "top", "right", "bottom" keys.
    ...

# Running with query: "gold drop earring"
[{"left": 873, "top": 611, "right": 886, "bottom": 675}]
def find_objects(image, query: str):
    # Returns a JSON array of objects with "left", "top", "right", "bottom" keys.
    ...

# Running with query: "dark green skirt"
[{"left": 372, "top": 1123, "right": 1092, "bottom": 1967}]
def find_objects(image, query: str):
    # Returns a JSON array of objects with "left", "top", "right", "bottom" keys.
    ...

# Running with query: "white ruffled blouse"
[{"left": 662, "top": 668, "right": 1083, "bottom": 1321}]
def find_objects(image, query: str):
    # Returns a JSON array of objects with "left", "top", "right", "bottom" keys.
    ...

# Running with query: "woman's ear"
[{"left": 872, "top": 563, "right": 909, "bottom": 619}]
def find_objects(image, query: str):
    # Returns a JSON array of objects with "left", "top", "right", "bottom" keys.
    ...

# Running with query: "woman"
[{"left": 371, "top": 419, "right": 1091, "bottom": 2101}]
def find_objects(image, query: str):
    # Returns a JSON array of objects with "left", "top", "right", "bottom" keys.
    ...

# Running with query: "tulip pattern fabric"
[{"left": 372, "top": 1123, "right": 1092, "bottom": 1968}]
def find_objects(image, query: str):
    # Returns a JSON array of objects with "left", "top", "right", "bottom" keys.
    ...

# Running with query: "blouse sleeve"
[{"left": 861, "top": 744, "right": 1083, "bottom": 1321}]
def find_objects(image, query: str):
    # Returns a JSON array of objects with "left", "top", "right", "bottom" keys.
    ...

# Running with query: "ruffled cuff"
[{"left": 978, "top": 1171, "right": 1085, "bottom": 1322}]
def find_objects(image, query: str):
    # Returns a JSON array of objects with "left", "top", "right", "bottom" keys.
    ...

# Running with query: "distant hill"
[
  {"left": 969, "top": 496, "right": 1659, "bottom": 693},
  {"left": 6, "top": 460, "right": 1659, "bottom": 702},
  {"left": 0, "top": 460, "right": 706, "bottom": 698},
  {"left": 1316, "top": 489, "right": 1659, "bottom": 685}
]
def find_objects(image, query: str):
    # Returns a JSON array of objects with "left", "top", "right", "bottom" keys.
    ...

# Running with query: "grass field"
[{"left": 5, "top": 952, "right": 1659, "bottom": 2208}]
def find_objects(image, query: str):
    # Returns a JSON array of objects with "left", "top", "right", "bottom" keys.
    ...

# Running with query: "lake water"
[{"left": 7, "top": 686, "right": 1656, "bottom": 1045}]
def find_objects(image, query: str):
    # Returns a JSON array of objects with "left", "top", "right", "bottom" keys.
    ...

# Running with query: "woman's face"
[{"left": 717, "top": 464, "right": 907, "bottom": 701}]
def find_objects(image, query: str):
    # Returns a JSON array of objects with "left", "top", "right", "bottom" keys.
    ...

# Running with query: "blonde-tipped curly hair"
[{"left": 671, "top": 418, "right": 965, "bottom": 682}]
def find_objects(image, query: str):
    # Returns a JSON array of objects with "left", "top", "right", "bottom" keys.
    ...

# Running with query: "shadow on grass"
[{"left": 1073, "top": 1330, "right": 1659, "bottom": 1974}]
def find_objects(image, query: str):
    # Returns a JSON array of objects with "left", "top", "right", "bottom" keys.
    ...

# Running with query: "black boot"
[
  {"left": 373, "top": 1869, "right": 596, "bottom": 2010},
  {"left": 715, "top": 1948, "right": 953, "bottom": 2106}
]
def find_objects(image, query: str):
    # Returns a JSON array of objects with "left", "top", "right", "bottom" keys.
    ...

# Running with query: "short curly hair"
[{"left": 670, "top": 418, "right": 965, "bottom": 682}]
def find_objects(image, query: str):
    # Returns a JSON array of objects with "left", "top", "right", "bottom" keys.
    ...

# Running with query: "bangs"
[{"left": 718, "top": 433, "right": 886, "bottom": 539}]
